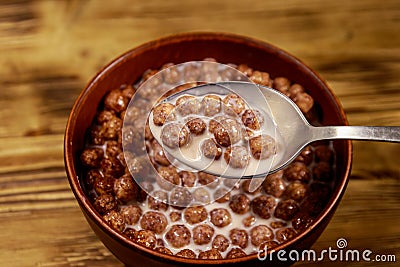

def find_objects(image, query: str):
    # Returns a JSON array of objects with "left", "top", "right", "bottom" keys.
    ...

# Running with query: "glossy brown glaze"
[{"left": 64, "top": 32, "right": 352, "bottom": 266}]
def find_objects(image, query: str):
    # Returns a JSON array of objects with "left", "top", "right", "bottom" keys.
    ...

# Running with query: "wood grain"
[{"left": 0, "top": 0, "right": 399, "bottom": 266}]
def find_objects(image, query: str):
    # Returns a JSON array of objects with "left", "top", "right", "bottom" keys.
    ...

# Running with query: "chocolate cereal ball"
[
  {"left": 210, "top": 208, "right": 232, "bottom": 228},
  {"left": 273, "top": 77, "right": 291, "bottom": 94},
  {"left": 242, "top": 215, "right": 256, "bottom": 228},
  {"left": 80, "top": 147, "right": 103, "bottom": 168},
  {"left": 294, "top": 145, "right": 314, "bottom": 166},
  {"left": 140, "top": 211, "right": 168, "bottom": 234},
  {"left": 99, "top": 108, "right": 117, "bottom": 124},
  {"left": 229, "top": 194, "right": 250, "bottom": 214},
  {"left": 93, "top": 175, "right": 114, "bottom": 195},
  {"left": 185, "top": 117, "right": 206, "bottom": 135},
  {"left": 169, "top": 187, "right": 193, "bottom": 208},
  {"left": 184, "top": 206, "right": 208, "bottom": 224},
  {"left": 293, "top": 92, "right": 314, "bottom": 114},
  {"left": 123, "top": 228, "right": 137, "bottom": 240},
  {"left": 201, "top": 94, "right": 221, "bottom": 116},
  {"left": 193, "top": 188, "right": 211, "bottom": 204},
  {"left": 274, "top": 199, "right": 300, "bottom": 221},
  {"left": 120, "top": 205, "right": 142, "bottom": 225},
  {"left": 237, "top": 64, "right": 253, "bottom": 76},
  {"left": 156, "top": 166, "right": 180, "bottom": 190},
  {"left": 226, "top": 248, "right": 247, "bottom": 259},
  {"left": 192, "top": 224, "right": 215, "bottom": 245},
  {"left": 201, "top": 59, "right": 219, "bottom": 81},
  {"left": 229, "top": 228, "right": 248, "bottom": 249},
  {"left": 270, "top": 221, "right": 287, "bottom": 229},
  {"left": 222, "top": 93, "right": 246, "bottom": 115},
  {"left": 122, "top": 106, "right": 141, "bottom": 125},
  {"left": 224, "top": 146, "right": 250, "bottom": 169},
  {"left": 251, "top": 195, "right": 276, "bottom": 219},
  {"left": 102, "top": 116, "right": 123, "bottom": 140},
  {"left": 121, "top": 125, "right": 144, "bottom": 154},
  {"left": 100, "top": 157, "right": 124, "bottom": 178},
  {"left": 113, "top": 174, "right": 138, "bottom": 203},
  {"left": 176, "top": 95, "right": 202, "bottom": 116},
  {"left": 183, "top": 63, "right": 201, "bottom": 82},
  {"left": 292, "top": 211, "right": 314, "bottom": 232},
  {"left": 103, "top": 210, "right": 125, "bottom": 232},
  {"left": 123, "top": 154, "right": 147, "bottom": 177},
  {"left": 104, "top": 88, "right": 128, "bottom": 113},
  {"left": 162, "top": 63, "right": 182, "bottom": 84},
  {"left": 198, "top": 249, "right": 222, "bottom": 260},
  {"left": 284, "top": 162, "right": 312, "bottom": 183},
  {"left": 160, "top": 122, "right": 190, "bottom": 149},
  {"left": 165, "top": 224, "right": 191, "bottom": 248},
  {"left": 212, "top": 234, "right": 229, "bottom": 252},
  {"left": 147, "top": 190, "right": 169, "bottom": 211},
  {"left": 178, "top": 170, "right": 197, "bottom": 187},
  {"left": 284, "top": 182, "right": 309, "bottom": 202},
  {"left": 97, "top": 110, "right": 116, "bottom": 124},
  {"left": 152, "top": 103, "right": 176, "bottom": 126},
  {"left": 249, "top": 71, "right": 271, "bottom": 87},
  {"left": 134, "top": 229, "right": 157, "bottom": 249},
  {"left": 275, "top": 228, "right": 298, "bottom": 243},
  {"left": 241, "top": 109, "right": 264, "bottom": 130},
  {"left": 200, "top": 138, "right": 222, "bottom": 160},
  {"left": 93, "top": 194, "right": 117, "bottom": 214},
  {"left": 176, "top": 249, "right": 196, "bottom": 258},
  {"left": 262, "top": 170, "right": 286, "bottom": 197},
  {"left": 249, "top": 134, "right": 276, "bottom": 160},
  {"left": 288, "top": 83, "right": 304, "bottom": 98},
  {"left": 214, "top": 118, "right": 242, "bottom": 147},
  {"left": 169, "top": 211, "right": 181, "bottom": 222}
]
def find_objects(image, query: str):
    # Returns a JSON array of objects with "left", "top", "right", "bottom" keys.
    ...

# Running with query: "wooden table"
[{"left": 0, "top": 1, "right": 399, "bottom": 266}]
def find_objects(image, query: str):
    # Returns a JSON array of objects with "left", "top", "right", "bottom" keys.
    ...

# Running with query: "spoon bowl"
[{"left": 149, "top": 81, "right": 400, "bottom": 179}]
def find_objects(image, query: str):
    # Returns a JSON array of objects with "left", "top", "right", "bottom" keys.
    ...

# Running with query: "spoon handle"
[{"left": 310, "top": 126, "right": 400, "bottom": 143}]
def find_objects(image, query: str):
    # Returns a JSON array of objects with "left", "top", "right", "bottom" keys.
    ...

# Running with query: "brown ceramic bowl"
[{"left": 64, "top": 32, "right": 352, "bottom": 266}]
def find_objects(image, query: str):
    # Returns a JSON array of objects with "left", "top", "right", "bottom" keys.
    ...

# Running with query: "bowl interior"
[{"left": 65, "top": 32, "right": 351, "bottom": 265}]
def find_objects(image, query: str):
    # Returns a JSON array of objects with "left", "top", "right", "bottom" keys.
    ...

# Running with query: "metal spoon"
[{"left": 149, "top": 81, "right": 400, "bottom": 179}]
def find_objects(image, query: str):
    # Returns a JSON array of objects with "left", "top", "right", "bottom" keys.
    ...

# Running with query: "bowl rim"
[{"left": 64, "top": 31, "right": 353, "bottom": 265}]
